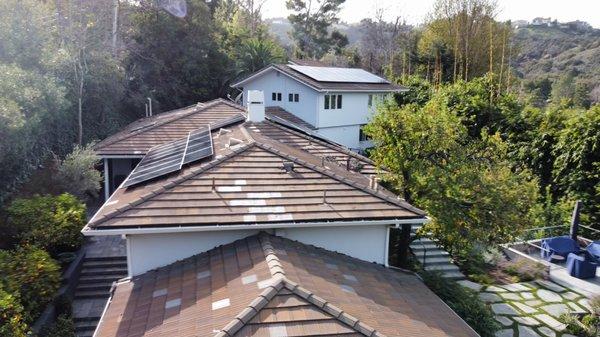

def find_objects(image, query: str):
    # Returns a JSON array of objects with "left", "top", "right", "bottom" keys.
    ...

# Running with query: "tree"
[
  {"left": 235, "top": 38, "right": 286, "bottom": 76},
  {"left": 365, "top": 93, "right": 540, "bottom": 257},
  {"left": 553, "top": 105, "right": 600, "bottom": 226},
  {"left": 286, "top": 0, "right": 346, "bottom": 59},
  {"left": 0, "top": 287, "right": 28, "bottom": 337},
  {"left": 124, "top": 0, "right": 232, "bottom": 112},
  {"left": 55, "top": 145, "right": 103, "bottom": 200}
]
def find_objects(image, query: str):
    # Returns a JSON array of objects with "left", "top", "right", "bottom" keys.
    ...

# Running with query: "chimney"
[{"left": 247, "top": 90, "right": 265, "bottom": 122}]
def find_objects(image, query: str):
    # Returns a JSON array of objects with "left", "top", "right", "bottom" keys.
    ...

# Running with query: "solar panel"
[
  {"left": 210, "top": 113, "right": 245, "bottom": 130},
  {"left": 122, "top": 138, "right": 187, "bottom": 187},
  {"left": 288, "top": 65, "right": 389, "bottom": 84},
  {"left": 123, "top": 125, "right": 216, "bottom": 188},
  {"left": 183, "top": 126, "right": 213, "bottom": 164}
]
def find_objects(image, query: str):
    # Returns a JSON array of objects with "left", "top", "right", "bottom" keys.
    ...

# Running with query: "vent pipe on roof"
[
  {"left": 369, "top": 176, "right": 379, "bottom": 190},
  {"left": 147, "top": 97, "right": 153, "bottom": 116},
  {"left": 247, "top": 90, "right": 265, "bottom": 122}
]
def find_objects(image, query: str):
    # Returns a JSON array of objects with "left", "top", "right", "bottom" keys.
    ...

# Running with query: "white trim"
[
  {"left": 103, "top": 158, "right": 110, "bottom": 201},
  {"left": 81, "top": 218, "right": 428, "bottom": 236},
  {"left": 98, "top": 154, "right": 145, "bottom": 159},
  {"left": 384, "top": 226, "right": 391, "bottom": 267},
  {"left": 125, "top": 235, "right": 133, "bottom": 278}
]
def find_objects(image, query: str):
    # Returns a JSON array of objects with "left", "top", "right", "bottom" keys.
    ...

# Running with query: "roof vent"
[
  {"left": 246, "top": 90, "right": 265, "bottom": 122},
  {"left": 227, "top": 138, "right": 243, "bottom": 148},
  {"left": 282, "top": 161, "right": 294, "bottom": 173},
  {"left": 369, "top": 176, "right": 379, "bottom": 190}
]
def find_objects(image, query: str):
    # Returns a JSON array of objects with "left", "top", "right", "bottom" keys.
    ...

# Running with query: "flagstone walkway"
[{"left": 458, "top": 279, "right": 593, "bottom": 337}]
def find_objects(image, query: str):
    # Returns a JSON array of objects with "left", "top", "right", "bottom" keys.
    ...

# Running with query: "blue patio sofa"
[
  {"left": 566, "top": 252, "right": 598, "bottom": 279},
  {"left": 540, "top": 236, "right": 581, "bottom": 261}
]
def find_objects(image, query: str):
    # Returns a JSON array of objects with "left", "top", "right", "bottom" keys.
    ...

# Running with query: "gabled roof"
[
  {"left": 94, "top": 99, "right": 245, "bottom": 156},
  {"left": 232, "top": 64, "right": 407, "bottom": 93},
  {"left": 85, "top": 122, "right": 422, "bottom": 231},
  {"left": 94, "top": 233, "right": 478, "bottom": 337}
]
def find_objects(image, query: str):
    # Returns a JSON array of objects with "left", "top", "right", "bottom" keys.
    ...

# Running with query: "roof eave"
[{"left": 81, "top": 217, "right": 430, "bottom": 236}]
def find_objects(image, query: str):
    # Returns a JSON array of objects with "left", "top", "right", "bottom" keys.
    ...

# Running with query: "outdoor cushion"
[
  {"left": 541, "top": 236, "right": 581, "bottom": 261},
  {"left": 566, "top": 253, "right": 598, "bottom": 279},
  {"left": 587, "top": 241, "right": 600, "bottom": 260}
]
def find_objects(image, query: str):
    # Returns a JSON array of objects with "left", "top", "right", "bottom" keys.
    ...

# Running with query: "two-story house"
[
  {"left": 232, "top": 64, "right": 406, "bottom": 151},
  {"left": 83, "top": 91, "right": 478, "bottom": 337}
]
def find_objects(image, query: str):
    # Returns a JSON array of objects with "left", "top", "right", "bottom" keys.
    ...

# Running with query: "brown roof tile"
[
  {"left": 87, "top": 123, "right": 422, "bottom": 230},
  {"left": 94, "top": 99, "right": 246, "bottom": 156},
  {"left": 94, "top": 234, "right": 478, "bottom": 337}
]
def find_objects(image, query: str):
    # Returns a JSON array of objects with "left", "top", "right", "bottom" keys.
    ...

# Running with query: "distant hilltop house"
[
  {"left": 531, "top": 17, "right": 553, "bottom": 27},
  {"left": 84, "top": 91, "right": 479, "bottom": 337},
  {"left": 232, "top": 62, "right": 406, "bottom": 151}
]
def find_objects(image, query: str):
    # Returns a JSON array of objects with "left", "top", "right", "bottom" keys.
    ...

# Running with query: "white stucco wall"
[
  {"left": 127, "top": 230, "right": 259, "bottom": 276},
  {"left": 241, "top": 70, "right": 319, "bottom": 126},
  {"left": 316, "top": 125, "right": 362, "bottom": 150},
  {"left": 274, "top": 225, "right": 389, "bottom": 264}
]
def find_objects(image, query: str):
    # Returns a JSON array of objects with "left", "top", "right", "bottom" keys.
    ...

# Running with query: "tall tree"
[{"left": 286, "top": 0, "right": 346, "bottom": 59}]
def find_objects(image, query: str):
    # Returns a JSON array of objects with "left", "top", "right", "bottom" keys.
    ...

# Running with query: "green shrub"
[
  {"left": 420, "top": 271, "right": 499, "bottom": 337},
  {"left": 6, "top": 193, "right": 85, "bottom": 255},
  {"left": 501, "top": 258, "right": 546, "bottom": 282},
  {"left": 43, "top": 314, "right": 75, "bottom": 337},
  {"left": 0, "top": 287, "right": 29, "bottom": 337},
  {"left": 0, "top": 246, "right": 61, "bottom": 321},
  {"left": 55, "top": 144, "right": 102, "bottom": 200}
]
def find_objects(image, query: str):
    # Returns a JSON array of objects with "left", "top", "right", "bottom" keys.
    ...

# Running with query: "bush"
[
  {"left": 55, "top": 144, "right": 102, "bottom": 200},
  {"left": 43, "top": 314, "right": 75, "bottom": 337},
  {"left": 0, "top": 287, "right": 28, "bottom": 337},
  {"left": 0, "top": 246, "right": 61, "bottom": 321},
  {"left": 500, "top": 258, "right": 546, "bottom": 282},
  {"left": 420, "top": 271, "right": 499, "bottom": 337},
  {"left": 6, "top": 193, "right": 85, "bottom": 255}
]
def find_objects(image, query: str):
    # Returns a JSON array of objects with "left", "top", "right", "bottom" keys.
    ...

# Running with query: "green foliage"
[
  {"left": 501, "top": 259, "right": 546, "bottom": 282},
  {"left": 55, "top": 145, "right": 102, "bottom": 200},
  {"left": 0, "top": 286, "right": 29, "bottom": 337},
  {"left": 0, "top": 246, "right": 61, "bottom": 322},
  {"left": 286, "top": 0, "right": 346, "bottom": 59},
  {"left": 420, "top": 271, "right": 499, "bottom": 337},
  {"left": 393, "top": 75, "right": 433, "bottom": 106},
  {"left": 234, "top": 38, "right": 286, "bottom": 77},
  {"left": 366, "top": 89, "right": 540, "bottom": 254},
  {"left": 552, "top": 105, "right": 600, "bottom": 225},
  {"left": 43, "top": 314, "right": 76, "bottom": 337},
  {"left": 6, "top": 194, "right": 85, "bottom": 255}
]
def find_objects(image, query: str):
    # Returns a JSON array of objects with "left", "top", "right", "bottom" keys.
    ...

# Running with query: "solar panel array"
[
  {"left": 123, "top": 125, "right": 214, "bottom": 187},
  {"left": 288, "top": 65, "right": 389, "bottom": 84}
]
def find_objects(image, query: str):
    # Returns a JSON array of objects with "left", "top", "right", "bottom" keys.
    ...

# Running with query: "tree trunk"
[{"left": 78, "top": 78, "right": 83, "bottom": 145}]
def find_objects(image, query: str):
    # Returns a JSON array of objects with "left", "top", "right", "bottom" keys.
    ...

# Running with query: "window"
[
  {"left": 368, "top": 94, "right": 373, "bottom": 107},
  {"left": 272, "top": 92, "right": 277, "bottom": 101},
  {"left": 324, "top": 94, "right": 342, "bottom": 110},
  {"left": 294, "top": 94, "right": 299, "bottom": 102},
  {"left": 359, "top": 125, "right": 371, "bottom": 142},
  {"left": 277, "top": 93, "right": 282, "bottom": 101},
  {"left": 289, "top": 93, "right": 294, "bottom": 102}
]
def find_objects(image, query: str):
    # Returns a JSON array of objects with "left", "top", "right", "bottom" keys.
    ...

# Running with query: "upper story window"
[
  {"left": 324, "top": 94, "right": 342, "bottom": 110},
  {"left": 368, "top": 94, "right": 373, "bottom": 107},
  {"left": 289, "top": 93, "right": 300, "bottom": 102},
  {"left": 272, "top": 92, "right": 282, "bottom": 101}
]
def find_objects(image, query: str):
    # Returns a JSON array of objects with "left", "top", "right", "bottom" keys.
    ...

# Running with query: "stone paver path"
[{"left": 464, "top": 279, "right": 592, "bottom": 337}]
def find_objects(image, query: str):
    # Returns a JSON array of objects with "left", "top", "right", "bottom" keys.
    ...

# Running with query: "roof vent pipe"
[
  {"left": 147, "top": 97, "right": 153, "bottom": 116},
  {"left": 247, "top": 90, "right": 265, "bottom": 122},
  {"left": 369, "top": 176, "right": 379, "bottom": 190}
]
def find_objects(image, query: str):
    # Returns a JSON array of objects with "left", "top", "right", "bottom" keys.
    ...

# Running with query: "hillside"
[{"left": 512, "top": 25, "right": 600, "bottom": 86}]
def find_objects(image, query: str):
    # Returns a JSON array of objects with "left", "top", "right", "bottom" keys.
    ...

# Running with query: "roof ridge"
[
  {"left": 95, "top": 99, "right": 244, "bottom": 150},
  {"left": 88, "top": 141, "right": 258, "bottom": 228},
  {"left": 252, "top": 140, "right": 425, "bottom": 216}
]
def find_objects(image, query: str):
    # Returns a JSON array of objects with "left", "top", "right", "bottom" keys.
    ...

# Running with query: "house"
[
  {"left": 231, "top": 64, "right": 406, "bottom": 151},
  {"left": 83, "top": 91, "right": 478, "bottom": 337}
]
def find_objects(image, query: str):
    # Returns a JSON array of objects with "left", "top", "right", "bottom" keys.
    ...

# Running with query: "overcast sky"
[{"left": 262, "top": 0, "right": 600, "bottom": 28}]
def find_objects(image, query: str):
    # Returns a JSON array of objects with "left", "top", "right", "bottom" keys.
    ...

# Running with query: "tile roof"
[
  {"left": 265, "top": 106, "right": 316, "bottom": 130},
  {"left": 94, "top": 233, "right": 478, "bottom": 337},
  {"left": 86, "top": 122, "right": 422, "bottom": 230},
  {"left": 233, "top": 65, "right": 406, "bottom": 92},
  {"left": 93, "top": 99, "right": 246, "bottom": 156}
]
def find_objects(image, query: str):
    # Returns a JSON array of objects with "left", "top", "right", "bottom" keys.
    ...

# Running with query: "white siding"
[
  {"left": 274, "top": 225, "right": 388, "bottom": 264},
  {"left": 317, "top": 92, "right": 375, "bottom": 128},
  {"left": 241, "top": 70, "right": 319, "bottom": 126},
  {"left": 316, "top": 125, "right": 362, "bottom": 150},
  {"left": 127, "top": 230, "right": 259, "bottom": 276}
]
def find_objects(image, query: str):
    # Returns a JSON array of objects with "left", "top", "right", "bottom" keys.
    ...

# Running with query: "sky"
[{"left": 262, "top": 0, "right": 600, "bottom": 28}]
